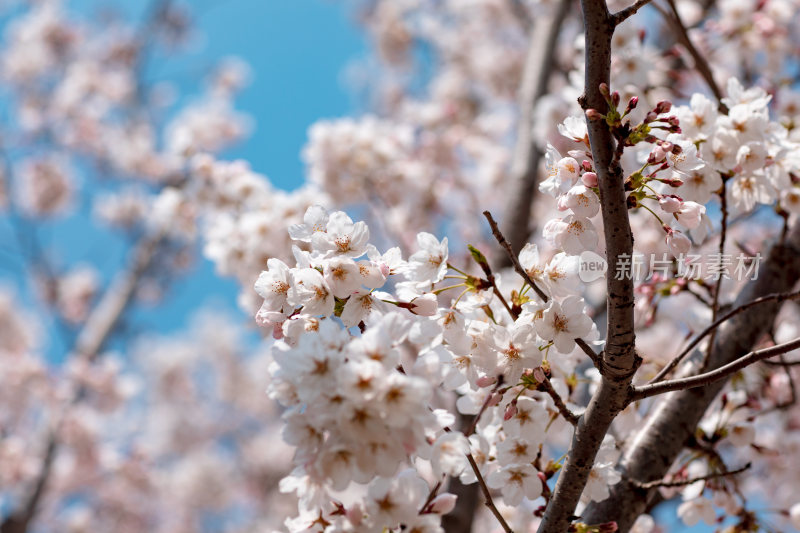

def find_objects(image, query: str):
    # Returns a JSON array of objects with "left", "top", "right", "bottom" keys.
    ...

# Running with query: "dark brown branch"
[
  {"left": 540, "top": 377, "right": 580, "bottom": 426},
  {"left": 583, "top": 222, "right": 800, "bottom": 532},
  {"left": 762, "top": 357, "right": 800, "bottom": 367},
  {"left": 466, "top": 453, "right": 514, "bottom": 533},
  {"left": 632, "top": 338, "right": 800, "bottom": 401},
  {"left": 627, "top": 462, "right": 751, "bottom": 490},
  {"left": 538, "top": 0, "right": 641, "bottom": 530},
  {"left": 611, "top": 0, "right": 655, "bottom": 26},
  {"left": 484, "top": 210, "right": 549, "bottom": 302},
  {"left": 657, "top": 0, "right": 728, "bottom": 112},
  {"left": 484, "top": 211, "right": 602, "bottom": 369},
  {"left": 649, "top": 289, "right": 800, "bottom": 384},
  {"left": 703, "top": 177, "right": 728, "bottom": 371}
]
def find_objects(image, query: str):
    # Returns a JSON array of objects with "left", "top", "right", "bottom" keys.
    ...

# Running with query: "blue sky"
[{"left": 0, "top": 0, "right": 368, "bottom": 352}]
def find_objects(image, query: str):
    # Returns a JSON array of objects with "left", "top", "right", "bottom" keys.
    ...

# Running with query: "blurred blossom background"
[
  {"left": 0, "top": 0, "right": 757, "bottom": 530},
  {"left": 0, "top": 1, "right": 367, "bottom": 531}
]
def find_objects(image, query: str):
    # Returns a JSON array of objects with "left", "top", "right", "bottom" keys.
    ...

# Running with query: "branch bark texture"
[
  {"left": 583, "top": 222, "right": 800, "bottom": 531},
  {"left": 537, "top": 2, "right": 641, "bottom": 531}
]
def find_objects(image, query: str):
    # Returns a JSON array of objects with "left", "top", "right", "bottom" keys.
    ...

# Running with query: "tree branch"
[
  {"left": 632, "top": 338, "right": 800, "bottom": 401},
  {"left": 484, "top": 210, "right": 549, "bottom": 302},
  {"left": 582, "top": 222, "right": 800, "bottom": 531},
  {"left": 466, "top": 453, "right": 514, "bottom": 533},
  {"left": 626, "top": 462, "right": 751, "bottom": 490},
  {"left": 648, "top": 289, "right": 800, "bottom": 384},
  {"left": 611, "top": 0, "right": 655, "bottom": 26},
  {"left": 540, "top": 377, "right": 580, "bottom": 426},
  {"left": 537, "top": 1, "right": 641, "bottom": 530},
  {"left": 484, "top": 211, "right": 602, "bottom": 368},
  {"left": 656, "top": 0, "right": 727, "bottom": 112}
]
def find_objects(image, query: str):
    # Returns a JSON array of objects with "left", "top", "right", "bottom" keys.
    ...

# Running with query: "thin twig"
[
  {"left": 627, "top": 462, "right": 751, "bottom": 490},
  {"left": 483, "top": 210, "right": 549, "bottom": 302},
  {"left": 465, "top": 379, "right": 504, "bottom": 437},
  {"left": 649, "top": 289, "right": 800, "bottom": 384},
  {"left": 632, "top": 337, "right": 800, "bottom": 401},
  {"left": 539, "top": 377, "right": 580, "bottom": 426},
  {"left": 419, "top": 480, "right": 443, "bottom": 513},
  {"left": 611, "top": 0, "right": 656, "bottom": 26},
  {"left": 484, "top": 211, "right": 602, "bottom": 368},
  {"left": 466, "top": 453, "right": 514, "bottom": 533},
  {"left": 762, "top": 358, "right": 800, "bottom": 367},
  {"left": 657, "top": 0, "right": 728, "bottom": 112}
]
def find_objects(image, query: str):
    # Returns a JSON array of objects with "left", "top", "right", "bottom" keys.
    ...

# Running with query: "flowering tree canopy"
[{"left": 4, "top": 0, "right": 800, "bottom": 532}]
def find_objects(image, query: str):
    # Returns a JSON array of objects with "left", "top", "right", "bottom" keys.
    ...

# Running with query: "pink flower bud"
[
  {"left": 476, "top": 375, "right": 498, "bottom": 388},
  {"left": 487, "top": 392, "right": 502, "bottom": 407},
  {"left": 429, "top": 493, "right": 458, "bottom": 515},
  {"left": 581, "top": 171, "right": 598, "bottom": 187},
  {"left": 654, "top": 100, "right": 672, "bottom": 114},
  {"left": 504, "top": 401, "right": 517, "bottom": 420},
  {"left": 661, "top": 176, "right": 684, "bottom": 187},
  {"left": 533, "top": 367, "right": 546, "bottom": 383},
  {"left": 409, "top": 294, "right": 438, "bottom": 316},
  {"left": 658, "top": 195, "right": 682, "bottom": 213},
  {"left": 582, "top": 160, "right": 593, "bottom": 172},
  {"left": 625, "top": 96, "right": 639, "bottom": 113},
  {"left": 649, "top": 146, "right": 667, "bottom": 164}
]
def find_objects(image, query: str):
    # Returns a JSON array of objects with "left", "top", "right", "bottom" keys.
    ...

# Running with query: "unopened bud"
[
  {"left": 408, "top": 294, "right": 438, "bottom": 316},
  {"left": 661, "top": 176, "right": 684, "bottom": 187},
  {"left": 624, "top": 96, "right": 639, "bottom": 114},
  {"left": 644, "top": 111, "right": 658, "bottom": 123},
  {"left": 504, "top": 400, "right": 518, "bottom": 420},
  {"left": 654, "top": 100, "right": 672, "bottom": 114},
  {"left": 582, "top": 171, "right": 598, "bottom": 187},
  {"left": 476, "top": 375, "right": 498, "bottom": 388},
  {"left": 429, "top": 493, "right": 458, "bottom": 515},
  {"left": 599, "top": 83, "right": 610, "bottom": 98},
  {"left": 586, "top": 108, "right": 604, "bottom": 121},
  {"left": 611, "top": 91, "right": 620, "bottom": 107},
  {"left": 533, "top": 367, "right": 546, "bottom": 383}
]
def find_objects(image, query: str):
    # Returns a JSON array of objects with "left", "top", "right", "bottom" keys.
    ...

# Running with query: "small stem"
[
  {"left": 611, "top": 0, "right": 655, "bottom": 25},
  {"left": 539, "top": 377, "right": 580, "bottom": 426},
  {"left": 648, "top": 289, "right": 800, "bottom": 384},
  {"left": 632, "top": 337, "right": 800, "bottom": 401},
  {"left": 466, "top": 453, "right": 514, "bottom": 533},
  {"left": 483, "top": 210, "right": 549, "bottom": 302},
  {"left": 627, "top": 462, "right": 751, "bottom": 490},
  {"left": 640, "top": 203, "right": 666, "bottom": 227}
]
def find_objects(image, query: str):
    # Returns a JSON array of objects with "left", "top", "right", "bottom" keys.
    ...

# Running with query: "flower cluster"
[{"left": 257, "top": 205, "right": 608, "bottom": 531}]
